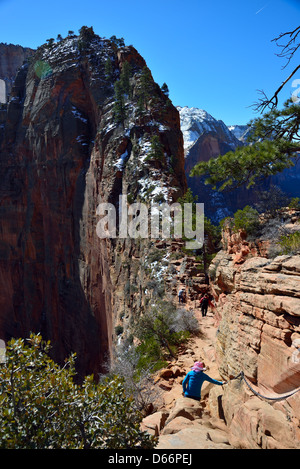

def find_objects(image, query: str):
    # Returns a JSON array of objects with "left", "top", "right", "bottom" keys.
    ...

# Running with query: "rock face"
[
  {"left": 138, "top": 210, "right": 299, "bottom": 449},
  {"left": 177, "top": 106, "right": 240, "bottom": 155},
  {"left": 227, "top": 124, "right": 250, "bottom": 143},
  {"left": 0, "top": 43, "right": 34, "bottom": 102},
  {"left": 0, "top": 33, "right": 186, "bottom": 377},
  {"left": 208, "top": 215, "right": 300, "bottom": 448}
]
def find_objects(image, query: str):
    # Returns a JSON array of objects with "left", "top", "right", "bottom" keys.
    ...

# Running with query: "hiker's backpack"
[{"left": 202, "top": 297, "right": 209, "bottom": 307}]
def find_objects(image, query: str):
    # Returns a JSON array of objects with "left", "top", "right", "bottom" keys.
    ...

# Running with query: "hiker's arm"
[{"left": 204, "top": 374, "right": 224, "bottom": 385}]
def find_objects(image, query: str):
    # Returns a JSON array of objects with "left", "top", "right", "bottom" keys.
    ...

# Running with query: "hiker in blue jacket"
[{"left": 182, "top": 361, "right": 225, "bottom": 401}]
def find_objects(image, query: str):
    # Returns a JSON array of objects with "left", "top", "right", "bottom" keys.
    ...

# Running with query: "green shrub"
[
  {"left": 127, "top": 193, "right": 135, "bottom": 204},
  {"left": 115, "top": 325, "right": 124, "bottom": 336},
  {"left": 0, "top": 334, "right": 155, "bottom": 449},
  {"left": 289, "top": 197, "right": 300, "bottom": 210},
  {"left": 136, "top": 337, "right": 168, "bottom": 373},
  {"left": 146, "top": 248, "right": 165, "bottom": 264},
  {"left": 232, "top": 205, "right": 260, "bottom": 236},
  {"left": 144, "top": 135, "right": 164, "bottom": 163},
  {"left": 255, "top": 185, "right": 290, "bottom": 217},
  {"left": 134, "top": 301, "right": 199, "bottom": 365},
  {"left": 278, "top": 231, "right": 300, "bottom": 254},
  {"left": 169, "top": 330, "right": 191, "bottom": 346}
]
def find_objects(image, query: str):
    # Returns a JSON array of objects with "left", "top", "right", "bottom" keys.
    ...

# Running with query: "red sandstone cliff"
[
  {"left": 0, "top": 33, "right": 186, "bottom": 378},
  {"left": 208, "top": 211, "right": 300, "bottom": 448}
]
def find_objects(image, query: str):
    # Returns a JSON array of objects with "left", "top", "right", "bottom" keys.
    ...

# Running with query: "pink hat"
[{"left": 192, "top": 361, "right": 206, "bottom": 372}]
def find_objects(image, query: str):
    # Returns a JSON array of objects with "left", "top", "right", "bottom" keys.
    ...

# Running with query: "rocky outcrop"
[
  {"left": 0, "top": 33, "right": 186, "bottom": 377},
  {"left": 208, "top": 215, "right": 300, "bottom": 449},
  {"left": 177, "top": 106, "right": 240, "bottom": 155},
  {"left": 142, "top": 212, "right": 300, "bottom": 449}
]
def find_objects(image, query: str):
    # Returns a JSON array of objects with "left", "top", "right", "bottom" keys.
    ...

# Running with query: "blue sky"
[{"left": 0, "top": 0, "right": 300, "bottom": 125}]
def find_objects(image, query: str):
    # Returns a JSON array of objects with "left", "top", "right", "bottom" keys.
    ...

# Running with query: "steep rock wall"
[
  {"left": 208, "top": 215, "right": 300, "bottom": 448},
  {"left": 0, "top": 34, "right": 186, "bottom": 377}
]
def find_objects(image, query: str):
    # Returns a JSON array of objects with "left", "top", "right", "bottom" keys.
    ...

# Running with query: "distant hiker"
[
  {"left": 182, "top": 361, "right": 225, "bottom": 401},
  {"left": 178, "top": 288, "right": 185, "bottom": 303},
  {"left": 200, "top": 293, "right": 214, "bottom": 317}
]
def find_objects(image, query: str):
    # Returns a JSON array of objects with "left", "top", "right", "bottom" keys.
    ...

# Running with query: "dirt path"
[{"left": 142, "top": 305, "right": 233, "bottom": 449}]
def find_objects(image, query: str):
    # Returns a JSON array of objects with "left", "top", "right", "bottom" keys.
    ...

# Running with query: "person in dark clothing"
[
  {"left": 182, "top": 361, "right": 225, "bottom": 400},
  {"left": 200, "top": 293, "right": 214, "bottom": 317},
  {"left": 178, "top": 289, "right": 185, "bottom": 303}
]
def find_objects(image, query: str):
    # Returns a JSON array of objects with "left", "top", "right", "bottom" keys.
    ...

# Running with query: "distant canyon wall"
[
  {"left": 178, "top": 106, "right": 300, "bottom": 222},
  {"left": 0, "top": 43, "right": 34, "bottom": 102}
]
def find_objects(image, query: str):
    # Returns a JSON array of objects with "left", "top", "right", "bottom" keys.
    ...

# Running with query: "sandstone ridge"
[{"left": 141, "top": 212, "right": 300, "bottom": 449}]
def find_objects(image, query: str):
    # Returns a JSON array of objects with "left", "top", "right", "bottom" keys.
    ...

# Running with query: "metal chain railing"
[{"left": 229, "top": 371, "right": 300, "bottom": 402}]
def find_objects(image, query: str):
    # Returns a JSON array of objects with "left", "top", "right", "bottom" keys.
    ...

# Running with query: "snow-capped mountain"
[
  {"left": 227, "top": 124, "right": 250, "bottom": 143},
  {"left": 177, "top": 105, "right": 246, "bottom": 222},
  {"left": 177, "top": 105, "right": 300, "bottom": 223},
  {"left": 177, "top": 105, "right": 241, "bottom": 153}
]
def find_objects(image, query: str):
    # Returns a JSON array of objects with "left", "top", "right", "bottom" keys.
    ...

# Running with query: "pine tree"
[
  {"left": 78, "top": 26, "right": 96, "bottom": 52},
  {"left": 137, "top": 66, "right": 154, "bottom": 112},
  {"left": 145, "top": 134, "right": 164, "bottom": 162},
  {"left": 190, "top": 24, "right": 300, "bottom": 192},
  {"left": 113, "top": 80, "right": 126, "bottom": 125},
  {"left": 104, "top": 58, "right": 114, "bottom": 81},
  {"left": 79, "top": 26, "right": 95, "bottom": 40},
  {"left": 110, "top": 36, "right": 125, "bottom": 48},
  {"left": 120, "top": 61, "right": 132, "bottom": 96},
  {"left": 46, "top": 38, "right": 55, "bottom": 48},
  {"left": 191, "top": 99, "right": 300, "bottom": 190},
  {"left": 161, "top": 82, "right": 169, "bottom": 97}
]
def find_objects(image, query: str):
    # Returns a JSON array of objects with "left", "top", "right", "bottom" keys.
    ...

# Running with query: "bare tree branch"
[
  {"left": 273, "top": 26, "right": 300, "bottom": 68},
  {"left": 252, "top": 26, "right": 300, "bottom": 113},
  {"left": 252, "top": 64, "right": 300, "bottom": 112}
]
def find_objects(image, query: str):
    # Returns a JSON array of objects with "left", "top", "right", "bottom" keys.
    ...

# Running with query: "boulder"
[
  {"left": 141, "top": 411, "right": 169, "bottom": 436},
  {"left": 157, "top": 427, "right": 232, "bottom": 449},
  {"left": 161, "top": 416, "right": 194, "bottom": 435},
  {"left": 164, "top": 397, "right": 202, "bottom": 426}
]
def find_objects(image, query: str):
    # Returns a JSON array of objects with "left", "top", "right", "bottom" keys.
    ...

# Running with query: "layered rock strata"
[{"left": 208, "top": 214, "right": 300, "bottom": 448}]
